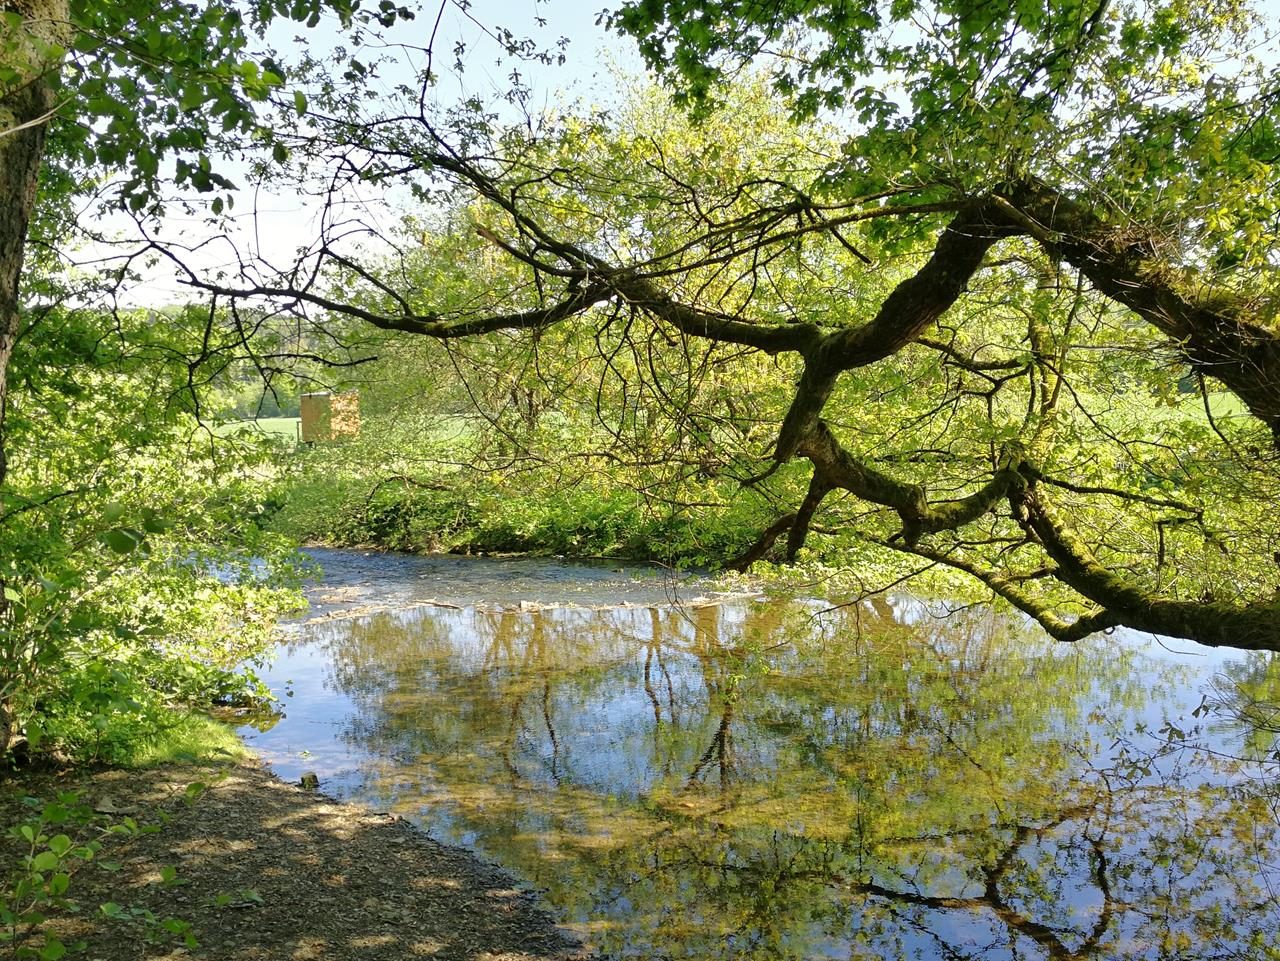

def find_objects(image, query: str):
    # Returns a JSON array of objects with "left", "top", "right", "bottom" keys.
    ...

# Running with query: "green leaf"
[
  {"left": 100, "top": 528, "right": 144, "bottom": 554},
  {"left": 179, "top": 84, "right": 205, "bottom": 112}
]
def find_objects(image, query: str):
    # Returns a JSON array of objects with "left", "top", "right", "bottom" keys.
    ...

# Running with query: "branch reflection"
[{"left": 279, "top": 593, "right": 1280, "bottom": 960}]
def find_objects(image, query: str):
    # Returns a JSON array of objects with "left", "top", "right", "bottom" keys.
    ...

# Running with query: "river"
[{"left": 241, "top": 548, "right": 1280, "bottom": 960}]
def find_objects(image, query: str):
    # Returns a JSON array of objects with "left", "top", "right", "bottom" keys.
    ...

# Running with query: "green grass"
[
  {"left": 427, "top": 414, "right": 480, "bottom": 442},
  {"left": 1140, "top": 390, "right": 1252, "bottom": 426},
  {"left": 1192, "top": 391, "right": 1247, "bottom": 420},
  {"left": 213, "top": 417, "right": 301, "bottom": 440},
  {"left": 124, "top": 712, "right": 250, "bottom": 768}
]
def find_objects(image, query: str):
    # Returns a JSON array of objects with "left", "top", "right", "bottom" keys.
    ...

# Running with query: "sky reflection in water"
[{"left": 243, "top": 549, "right": 1280, "bottom": 960}]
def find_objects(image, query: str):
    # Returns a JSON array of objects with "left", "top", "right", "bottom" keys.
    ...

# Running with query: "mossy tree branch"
[{"left": 1016, "top": 485, "right": 1280, "bottom": 650}]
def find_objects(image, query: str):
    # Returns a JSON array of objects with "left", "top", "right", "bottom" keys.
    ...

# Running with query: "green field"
[{"left": 214, "top": 417, "right": 301, "bottom": 440}]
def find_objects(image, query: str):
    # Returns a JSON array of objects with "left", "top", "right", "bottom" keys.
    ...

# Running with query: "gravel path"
[{"left": 1, "top": 760, "right": 594, "bottom": 961}]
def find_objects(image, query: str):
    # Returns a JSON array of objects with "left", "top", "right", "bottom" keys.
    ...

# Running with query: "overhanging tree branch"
[
  {"left": 1001, "top": 179, "right": 1280, "bottom": 440},
  {"left": 771, "top": 204, "right": 1020, "bottom": 462},
  {"left": 1017, "top": 484, "right": 1280, "bottom": 650}
]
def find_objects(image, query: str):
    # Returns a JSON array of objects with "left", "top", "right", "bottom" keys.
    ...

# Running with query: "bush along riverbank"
[
  {"left": 268, "top": 449, "right": 787, "bottom": 567},
  {"left": 262, "top": 437, "right": 990, "bottom": 603}
]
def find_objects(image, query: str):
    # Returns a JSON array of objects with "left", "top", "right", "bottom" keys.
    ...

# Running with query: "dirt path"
[{"left": 1, "top": 760, "right": 594, "bottom": 961}]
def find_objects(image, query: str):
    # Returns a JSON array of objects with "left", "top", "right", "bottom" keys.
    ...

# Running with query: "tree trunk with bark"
[{"left": 0, "top": 0, "right": 67, "bottom": 751}]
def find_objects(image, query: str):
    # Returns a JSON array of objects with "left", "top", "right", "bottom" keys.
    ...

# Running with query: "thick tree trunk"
[
  {"left": 0, "top": 0, "right": 64, "bottom": 488},
  {"left": 0, "top": 0, "right": 66, "bottom": 753},
  {"left": 0, "top": 96, "right": 50, "bottom": 489}
]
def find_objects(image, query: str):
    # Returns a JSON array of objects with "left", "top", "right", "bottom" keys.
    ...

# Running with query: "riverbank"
[{"left": 0, "top": 759, "right": 593, "bottom": 961}]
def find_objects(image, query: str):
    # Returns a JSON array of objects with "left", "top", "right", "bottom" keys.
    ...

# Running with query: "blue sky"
[{"left": 127, "top": 0, "right": 1280, "bottom": 303}]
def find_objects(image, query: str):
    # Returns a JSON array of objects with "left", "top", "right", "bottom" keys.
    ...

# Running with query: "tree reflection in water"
[{"left": 264, "top": 590, "right": 1280, "bottom": 961}]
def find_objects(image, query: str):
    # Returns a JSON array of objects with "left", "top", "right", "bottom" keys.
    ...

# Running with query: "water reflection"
[{"left": 247, "top": 555, "right": 1280, "bottom": 960}]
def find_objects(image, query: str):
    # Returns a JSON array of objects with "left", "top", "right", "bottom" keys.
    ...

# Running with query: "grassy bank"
[
  {"left": 267, "top": 441, "right": 790, "bottom": 567},
  {"left": 124, "top": 711, "right": 250, "bottom": 768}
]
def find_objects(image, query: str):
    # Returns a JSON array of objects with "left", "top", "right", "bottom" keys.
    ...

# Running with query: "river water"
[{"left": 241, "top": 548, "right": 1280, "bottom": 960}]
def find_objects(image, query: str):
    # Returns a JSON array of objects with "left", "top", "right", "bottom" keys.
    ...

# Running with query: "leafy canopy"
[
  {"left": 608, "top": 0, "right": 1280, "bottom": 279},
  {"left": 20, "top": 0, "right": 412, "bottom": 215}
]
